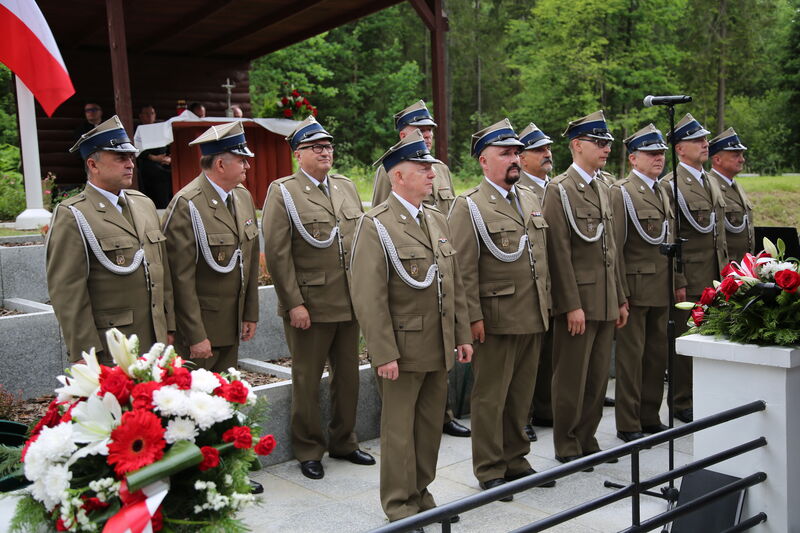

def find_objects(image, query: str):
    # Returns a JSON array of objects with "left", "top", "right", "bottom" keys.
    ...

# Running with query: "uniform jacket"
[
  {"left": 46, "top": 185, "right": 173, "bottom": 360},
  {"left": 610, "top": 173, "right": 672, "bottom": 307},
  {"left": 708, "top": 168, "right": 754, "bottom": 261},
  {"left": 162, "top": 174, "right": 260, "bottom": 347},
  {"left": 262, "top": 170, "right": 363, "bottom": 322},
  {"left": 518, "top": 173, "right": 547, "bottom": 202},
  {"left": 662, "top": 164, "right": 728, "bottom": 295},
  {"left": 542, "top": 166, "right": 626, "bottom": 321},
  {"left": 371, "top": 162, "right": 456, "bottom": 214},
  {"left": 448, "top": 179, "right": 549, "bottom": 334},
  {"left": 350, "top": 194, "right": 472, "bottom": 372}
]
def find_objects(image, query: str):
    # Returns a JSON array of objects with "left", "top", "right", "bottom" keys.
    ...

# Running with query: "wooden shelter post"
[{"left": 105, "top": 0, "right": 135, "bottom": 142}]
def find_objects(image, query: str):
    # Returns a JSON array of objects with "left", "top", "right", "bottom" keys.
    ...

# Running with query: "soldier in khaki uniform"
[
  {"left": 449, "top": 119, "right": 555, "bottom": 498},
  {"left": 610, "top": 124, "right": 672, "bottom": 442},
  {"left": 372, "top": 100, "right": 470, "bottom": 439},
  {"left": 517, "top": 123, "right": 556, "bottom": 442},
  {"left": 162, "top": 122, "right": 260, "bottom": 373},
  {"left": 543, "top": 111, "right": 628, "bottom": 465},
  {"left": 708, "top": 128, "right": 753, "bottom": 261},
  {"left": 351, "top": 131, "right": 473, "bottom": 524},
  {"left": 262, "top": 116, "right": 374, "bottom": 481},
  {"left": 47, "top": 116, "right": 173, "bottom": 361},
  {"left": 664, "top": 114, "right": 728, "bottom": 423}
]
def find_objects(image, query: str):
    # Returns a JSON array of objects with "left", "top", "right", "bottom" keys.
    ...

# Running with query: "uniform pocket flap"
[
  {"left": 94, "top": 309, "right": 134, "bottom": 328},
  {"left": 342, "top": 207, "right": 362, "bottom": 219},
  {"left": 146, "top": 229, "right": 166, "bottom": 243},
  {"left": 576, "top": 207, "right": 600, "bottom": 219},
  {"left": 688, "top": 201, "right": 709, "bottom": 211},
  {"left": 486, "top": 220, "right": 514, "bottom": 233},
  {"left": 299, "top": 210, "right": 329, "bottom": 224},
  {"left": 297, "top": 271, "right": 326, "bottom": 286},
  {"left": 628, "top": 262, "right": 656, "bottom": 274},
  {"left": 438, "top": 242, "right": 457, "bottom": 257},
  {"left": 244, "top": 225, "right": 259, "bottom": 240},
  {"left": 683, "top": 252, "right": 706, "bottom": 263},
  {"left": 392, "top": 315, "right": 423, "bottom": 331},
  {"left": 437, "top": 188, "right": 455, "bottom": 200},
  {"left": 199, "top": 295, "right": 220, "bottom": 310},
  {"left": 531, "top": 216, "right": 548, "bottom": 228},
  {"left": 479, "top": 280, "right": 515, "bottom": 297},
  {"left": 575, "top": 270, "right": 596, "bottom": 285},
  {"left": 637, "top": 209, "right": 660, "bottom": 220},
  {"left": 396, "top": 246, "right": 427, "bottom": 260},
  {"left": 208, "top": 233, "right": 236, "bottom": 246},
  {"left": 98, "top": 236, "right": 137, "bottom": 251}
]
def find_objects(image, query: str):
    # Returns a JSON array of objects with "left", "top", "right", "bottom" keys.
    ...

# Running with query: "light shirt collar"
[
  {"left": 712, "top": 168, "right": 735, "bottom": 185},
  {"left": 522, "top": 170, "right": 547, "bottom": 189},
  {"left": 301, "top": 167, "right": 328, "bottom": 189},
  {"left": 679, "top": 161, "right": 704, "bottom": 185},
  {"left": 87, "top": 181, "right": 126, "bottom": 213},
  {"left": 484, "top": 176, "right": 517, "bottom": 199},
  {"left": 632, "top": 169, "right": 658, "bottom": 190},
  {"left": 205, "top": 174, "right": 229, "bottom": 204},
  {"left": 391, "top": 191, "right": 422, "bottom": 224},
  {"left": 571, "top": 163, "right": 595, "bottom": 184}
]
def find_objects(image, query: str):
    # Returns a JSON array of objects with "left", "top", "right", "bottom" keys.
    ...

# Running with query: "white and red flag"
[{"left": 0, "top": 0, "right": 74, "bottom": 116}]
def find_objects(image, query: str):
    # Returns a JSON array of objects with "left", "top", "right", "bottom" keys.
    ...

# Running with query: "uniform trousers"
[
  {"left": 670, "top": 304, "right": 694, "bottom": 411},
  {"left": 284, "top": 319, "right": 360, "bottom": 462},
  {"left": 615, "top": 305, "right": 668, "bottom": 431},
  {"left": 472, "top": 333, "right": 541, "bottom": 482},
  {"left": 529, "top": 321, "right": 554, "bottom": 423},
  {"left": 178, "top": 342, "right": 238, "bottom": 374},
  {"left": 380, "top": 369, "right": 447, "bottom": 521},
  {"left": 552, "top": 318, "right": 615, "bottom": 457}
]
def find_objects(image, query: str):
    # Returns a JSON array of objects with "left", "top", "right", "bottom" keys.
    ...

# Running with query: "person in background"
[{"left": 137, "top": 104, "right": 172, "bottom": 208}]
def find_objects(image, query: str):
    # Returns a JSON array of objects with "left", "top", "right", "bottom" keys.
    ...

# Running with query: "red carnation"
[
  {"left": 718, "top": 276, "right": 742, "bottom": 301},
  {"left": 56, "top": 517, "right": 68, "bottom": 531},
  {"left": 775, "top": 269, "right": 800, "bottom": 293},
  {"left": 295, "top": 100, "right": 303, "bottom": 108},
  {"left": 131, "top": 381, "right": 162, "bottom": 410},
  {"left": 283, "top": 109, "right": 293, "bottom": 118},
  {"left": 198, "top": 446, "right": 220, "bottom": 471},
  {"left": 691, "top": 306, "right": 705, "bottom": 326},
  {"left": 312, "top": 108, "right": 318, "bottom": 117},
  {"left": 60, "top": 401, "right": 78, "bottom": 423},
  {"left": 31, "top": 400, "right": 63, "bottom": 437},
  {"left": 107, "top": 410, "right": 166, "bottom": 476},
  {"left": 100, "top": 366, "right": 134, "bottom": 404},
  {"left": 280, "top": 97, "right": 289, "bottom": 106},
  {"left": 302, "top": 98, "right": 309, "bottom": 105},
  {"left": 254, "top": 434, "right": 276, "bottom": 456},
  {"left": 217, "top": 381, "right": 249, "bottom": 404},
  {"left": 151, "top": 508, "right": 163, "bottom": 532},
  {"left": 222, "top": 426, "right": 253, "bottom": 449},
  {"left": 81, "top": 496, "right": 109, "bottom": 513},
  {"left": 291, "top": 90, "right": 300, "bottom": 97},
  {"left": 699, "top": 287, "right": 717, "bottom": 306},
  {"left": 162, "top": 366, "right": 191, "bottom": 390}
]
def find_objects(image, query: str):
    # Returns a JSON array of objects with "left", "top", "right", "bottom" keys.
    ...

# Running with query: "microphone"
[{"left": 643, "top": 95, "right": 692, "bottom": 107}]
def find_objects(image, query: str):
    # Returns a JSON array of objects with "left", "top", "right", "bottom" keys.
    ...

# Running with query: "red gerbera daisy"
[{"left": 108, "top": 410, "right": 166, "bottom": 476}]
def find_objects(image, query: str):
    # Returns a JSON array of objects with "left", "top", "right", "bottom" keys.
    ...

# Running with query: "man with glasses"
[
  {"left": 263, "top": 116, "right": 374, "bottom": 480},
  {"left": 664, "top": 114, "right": 727, "bottom": 423},
  {"left": 610, "top": 124, "right": 672, "bottom": 443},
  {"left": 73, "top": 103, "right": 103, "bottom": 143},
  {"left": 543, "top": 110, "right": 628, "bottom": 467}
]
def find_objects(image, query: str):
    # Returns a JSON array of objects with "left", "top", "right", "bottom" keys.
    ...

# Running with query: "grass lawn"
[
  {"left": 737, "top": 175, "right": 800, "bottom": 230},
  {"left": 0, "top": 227, "right": 42, "bottom": 237}
]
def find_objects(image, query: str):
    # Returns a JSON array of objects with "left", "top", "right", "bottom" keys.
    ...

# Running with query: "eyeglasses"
[
  {"left": 578, "top": 138, "right": 612, "bottom": 149},
  {"left": 298, "top": 144, "right": 335, "bottom": 154},
  {"left": 85, "top": 107, "right": 101, "bottom": 113}
]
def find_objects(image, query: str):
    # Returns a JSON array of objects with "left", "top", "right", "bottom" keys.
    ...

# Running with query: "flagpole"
[{"left": 14, "top": 76, "right": 51, "bottom": 230}]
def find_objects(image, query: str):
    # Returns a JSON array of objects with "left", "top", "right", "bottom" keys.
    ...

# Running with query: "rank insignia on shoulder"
[
  {"left": 305, "top": 185, "right": 311, "bottom": 191},
  {"left": 579, "top": 183, "right": 585, "bottom": 189},
  {"left": 490, "top": 194, "right": 497, "bottom": 200},
  {"left": 99, "top": 202, "right": 105, "bottom": 208},
  {"left": 639, "top": 186, "right": 645, "bottom": 191},
  {"left": 212, "top": 199, "right": 219, "bottom": 205},
  {"left": 245, "top": 218, "right": 254, "bottom": 226},
  {"left": 400, "top": 214, "right": 407, "bottom": 220}
]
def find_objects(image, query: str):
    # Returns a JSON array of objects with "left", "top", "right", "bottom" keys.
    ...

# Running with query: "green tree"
[{"left": 0, "top": 66, "right": 18, "bottom": 146}]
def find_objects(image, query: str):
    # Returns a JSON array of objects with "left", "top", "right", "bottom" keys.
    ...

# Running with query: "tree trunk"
[{"left": 716, "top": 0, "right": 727, "bottom": 133}]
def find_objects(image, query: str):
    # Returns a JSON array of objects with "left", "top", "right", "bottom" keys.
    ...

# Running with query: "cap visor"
[
  {"left": 587, "top": 133, "right": 615, "bottom": 141},
  {"left": 683, "top": 127, "right": 711, "bottom": 140},
  {"left": 407, "top": 118, "right": 438, "bottom": 128},
  {"left": 231, "top": 146, "right": 255, "bottom": 157},
  {"left": 407, "top": 154, "right": 441, "bottom": 165},
  {"left": 298, "top": 132, "right": 333, "bottom": 145},
  {"left": 638, "top": 143, "right": 668, "bottom": 151},
  {"left": 103, "top": 143, "right": 139, "bottom": 155},
  {"left": 489, "top": 138, "right": 525, "bottom": 148},
  {"left": 524, "top": 139, "right": 554, "bottom": 150}
]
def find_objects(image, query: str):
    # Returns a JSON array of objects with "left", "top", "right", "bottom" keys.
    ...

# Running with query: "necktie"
[
  {"left": 318, "top": 182, "right": 328, "bottom": 198},
  {"left": 225, "top": 194, "right": 235, "bottom": 218},
  {"left": 417, "top": 210, "right": 430, "bottom": 240},
  {"left": 117, "top": 195, "right": 134, "bottom": 228},
  {"left": 507, "top": 190, "right": 522, "bottom": 217}
]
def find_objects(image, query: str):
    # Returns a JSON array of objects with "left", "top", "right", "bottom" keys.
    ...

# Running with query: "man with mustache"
[
  {"left": 449, "top": 119, "right": 555, "bottom": 498},
  {"left": 517, "top": 123, "right": 556, "bottom": 442},
  {"left": 663, "top": 114, "right": 727, "bottom": 423},
  {"left": 610, "top": 124, "right": 672, "bottom": 442},
  {"left": 543, "top": 111, "right": 628, "bottom": 467}
]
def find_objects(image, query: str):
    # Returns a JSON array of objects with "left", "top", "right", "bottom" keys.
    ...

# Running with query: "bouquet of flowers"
[
  {"left": 0, "top": 329, "right": 275, "bottom": 532},
  {"left": 276, "top": 84, "right": 317, "bottom": 119},
  {"left": 677, "top": 238, "right": 800, "bottom": 346}
]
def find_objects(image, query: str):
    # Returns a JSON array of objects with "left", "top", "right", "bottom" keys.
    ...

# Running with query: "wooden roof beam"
[{"left": 133, "top": 0, "right": 238, "bottom": 52}]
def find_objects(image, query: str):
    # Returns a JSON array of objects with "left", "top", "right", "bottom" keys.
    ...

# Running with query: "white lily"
[
  {"left": 67, "top": 393, "right": 122, "bottom": 465},
  {"left": 106, "top": 328, "right": 138, "bottom": 376},
  {"left": 763, "top": 237, "right": 779, "bottom": 258},
  {"left": 54, "top": 348, "right": 102, "bottom": 400}
]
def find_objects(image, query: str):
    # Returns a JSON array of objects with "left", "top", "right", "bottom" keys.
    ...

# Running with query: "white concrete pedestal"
[
  {"left": 676, "top": 334, "right": 800, "bottom": 533},
  {"left": 14, "top": 208, "right": 51, "bottom": 230}
]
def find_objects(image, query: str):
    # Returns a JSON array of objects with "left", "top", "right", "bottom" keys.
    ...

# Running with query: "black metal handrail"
[{"left": 370, "top": 400, "right": 767, "bottom": 533}]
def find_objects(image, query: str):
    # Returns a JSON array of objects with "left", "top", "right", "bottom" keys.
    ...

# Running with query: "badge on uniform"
[
  {"left": 438, "top": 237, "right": 448, "bottom": 243},
  {"left": 245, "top": 218, "right": 254, "bottom": 226},
  {"left": 116, "top": 255, "right": 125, "bottom": 265},
  {"left": 532, "top": 211, "right": 542, "bottom": 217},
  {"left": 218, "top": 251, "right": 225, "bottom": 262},
  {"left": 212, "top": 199, "right": 219, "bottom": 205},
  {"left": 501, "top": 236, "right": 509, "bottom": 247},
  {"left": 587, "top": 222, "right": 595, "bottom": 231},
  {"left": 410, "top": 263, "right": 419, "bottom": 276}
]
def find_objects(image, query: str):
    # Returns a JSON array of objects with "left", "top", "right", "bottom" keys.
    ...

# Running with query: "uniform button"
[
  {"left": 399, "top": 325, "right": 404, "bottom": 329},
  {"left": 109, "top": 321, "right": 114, "bottom": 326},
  {"left": 492, "top": 291, "right": 497, "bottom": 295}
]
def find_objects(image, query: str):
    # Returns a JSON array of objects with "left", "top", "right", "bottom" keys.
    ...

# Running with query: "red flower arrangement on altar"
[
  {"left": 276, "top": 83, "right": 318, "bottom": 118},
  {"left": 677, "top": 238, "right": 800, "bottom": 346},
  {"left": 1, "top": 329, "right": 275, "bottom": 532}
]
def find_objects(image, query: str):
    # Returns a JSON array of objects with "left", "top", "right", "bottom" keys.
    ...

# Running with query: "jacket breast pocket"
[
  {"left": 207, "top": 233, "right": 236, "bottom": 264},
  {"left": 725, "top": 208, "right": 744, "bottom": 225},
  {"left": 437, "top": 188, "right": 455, "bottom": 201},
  {"left": 244, "top": 224, "right": 259, "bottom": 241},
  {"left": 479, "top": 280, "right": 515, "bottom": 324},
  {"left": 99, "top": 235, "right": 140, "bottom": 266},
  {"left": 575, "top": 207, "right": 601, "bottom": 235},
  {"left": 396, "top": 245, "right": 430, "bottom": 281},
  {"left": 146, "top": 230, "right": 166, "bottom": 264},
  {"left": 299, "top": 209, "right": 333, "bottom": 241},
  {"left": 486, "top": 220, "right": 517, "bottom": 251},
  {"left": 687, "top": 201, "right": 711, "bottom": 225}
]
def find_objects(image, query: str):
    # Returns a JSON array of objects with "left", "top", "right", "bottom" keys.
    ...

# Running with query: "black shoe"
[
  {"left": 642, "top": 423, "right": 669, "bottom": 434},
  {"left": 300, "top": 460, "right": 324, "bottom": 479},
  {"left": 675, "top": 408, "right": 693, "bottom": 423},
  {"left": 505, "top": 468, "right": 556, "bottom": 488},
  {"left": 329, "top": 449, "right": 376, "bottom": 465},
  {"left": 617, "top": 431, "right": 646, "bottom": 443},
  {"left": 603, "top": 396, "right": 616, "bottom": 407},
  {"left": 249, "top": 479, "right": 264, "bottom": 494},
  {"left": 555, "top": 454, "right": 593, "bottom": 472},
  {"left": 531, "top": 416, "right": 554, "bottom": 427},
  {"left": 524, "top": 424, "right": 538, "bottom": 442},
  {"left": 443, "top": 420, "right": 471, "bottom": 437},
  {"left": 584, "top": 449, "right": 619, "bottom": 463},
  {"left": 479, "top": 478, "right": 513, "bottom": 502}
]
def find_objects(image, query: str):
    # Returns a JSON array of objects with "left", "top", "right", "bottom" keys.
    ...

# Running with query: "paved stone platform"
[{"left": 242, "top": 380, "right": 693, "bottom": 532}]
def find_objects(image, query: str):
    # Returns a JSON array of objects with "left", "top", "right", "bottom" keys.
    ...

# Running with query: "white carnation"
[
  {"left": 187, "top": 391, "right": 233, "bottom": 430},
  {"left": 164, "top": 417, "right": 199, "bottom": 444},
  {"left": 760, "top": 261, "right": 796, "bottom": 279},
  {"left": 226, "top": 367, "right": 242, "bottom": 380},
  {"left": 152, "top": 386, "right": 190, "bottom": 417},
  {"left": 25, "top": 423, "right": 77, "bottom": 466},
  {"left": 190, "top": 368, "right": 222, "bottom": 394},
  {"left": 30, "top": 478, "right": 59, "bottom": 511}
]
